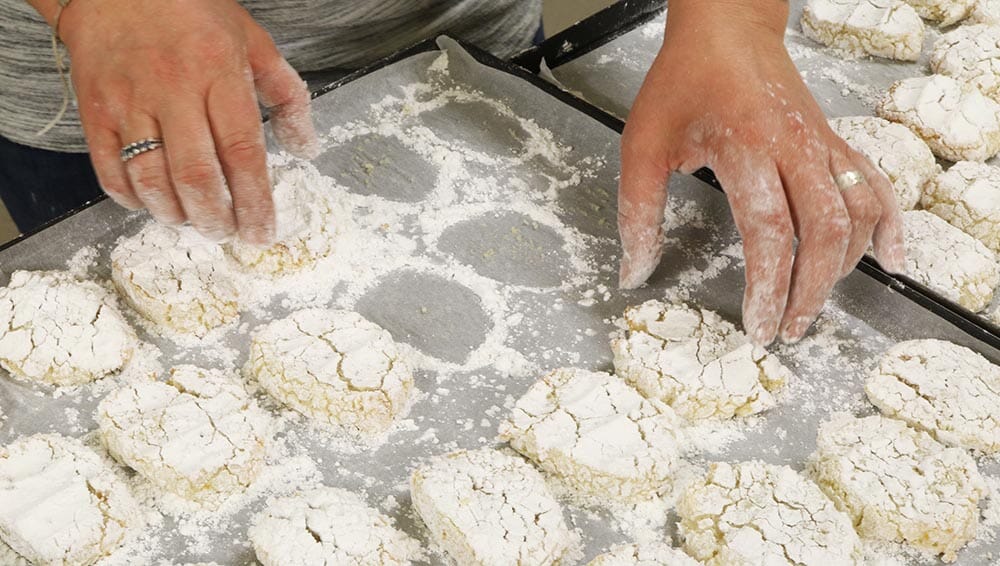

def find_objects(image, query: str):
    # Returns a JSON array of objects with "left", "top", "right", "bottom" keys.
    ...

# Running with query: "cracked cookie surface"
[
  {"left": 226, "top": 160, "right": 343, "bottom": 275},
  {"left": 866, "top": 339, "right": 1000, "bottom": 453},
  {"left": 808, "top": 413, "right": 986, "bottom": 562},
  {"left": 586, "top": 542, "right": 699, "bottom": 566},
  {"left": 499, "top": 368, "right": 682, "bottom": 503},
  {"left": 878, "top": 74, "right": 1000, "bottom": 162},
  {"left": 830, "top": 116, "right": 938, "bottom": 210},
  {"left": 249, "top": 486, "right": 422, "bottom": 566},
  {"left": 986, "top": 294, "right": 1000, "bottom": 324},
  {"left": 410, "top": 448, "right": 577, "bottom": 566},
  {"left": 248, "top": 308, "right": 414, "bottom": 435},
  {"left": 0, "top": 434, "right": 140, "bottom": 566},
  {"left": 678, "top": 460, "right": 863, "bottom": 565},
  {"left": 971, "top": 0, "right": 1000, "bottom": 22},
  {"left": 802, "top": 0, "right": 925, "bottom": 61},
  {"left": 921, "top": 161, "right": 1000, "bottom": 253},
  {"left": 0, "top": 270, "right": 137, "bottom": 386},
  {"left": 902, "top": 0, "right": 974, "bottom": 24},
  {"left": 0, "top": 539, "right": 29, "bottom": 566},
  {"left": 97, "top": 365, "right": 271, "bottom": 507},
  {"left": 111, "top": 223, "right": 240, "bottom": 337},
  {"left": 612, "top": 300, "right": 791, "bottom": 420},
  {"left": 901, "top": 210, "right": 998, "bottom": 311},
  {"left": 931, "top": 24, "right": 1000, "bottom": 104}
]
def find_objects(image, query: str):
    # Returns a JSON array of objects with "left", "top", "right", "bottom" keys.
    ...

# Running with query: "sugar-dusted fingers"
[
  {"left": 618, "top": 118, "right": 673, "bottom": 289},
  {"left": 160, "top": 99, "right": 236, "bottom": 242},
  {"left": 207, "top": 71, "right": 274, "bottom": 246},
  {"left": 78, "top": 114, "right": 142, "bottom": 211},
  {"left": 848, "top": 151, "right": 906, "bottom": 274},
  {"left": 712, "top": 149, "right": 794, "bottom": 347},
  {"left": 829, "top": 150, "right": 881, "bottom": 278},
  {"left": 777, "top": 153, "right": 851, "bottom": 343},
  {"left": 248, "top": 29, "right": 319, "bottom": 159},
  {"left": 121, "top": 112, "right": 185, "bottom": 225}
]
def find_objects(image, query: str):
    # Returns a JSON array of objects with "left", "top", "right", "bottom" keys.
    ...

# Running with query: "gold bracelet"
[{"left": 36, "top": 0, "right": 75, "bottom": 137}]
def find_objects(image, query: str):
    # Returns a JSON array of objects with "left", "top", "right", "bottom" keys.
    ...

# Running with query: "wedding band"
[
  {"left": 120, "top": 138, "right": 163, "bottom": 163},
  {"left": 834, "top": 170, "right": 864, "bottom": 191}
]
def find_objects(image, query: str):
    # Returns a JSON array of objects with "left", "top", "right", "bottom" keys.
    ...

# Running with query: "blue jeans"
[{"left": 0, "top": 134, "right": 102, "bottom": 234}]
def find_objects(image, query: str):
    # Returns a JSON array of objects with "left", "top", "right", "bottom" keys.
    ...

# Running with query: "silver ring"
[
  {"left": 834, "top": 170, "right": 865, "bottom": 191},
  {"left": 120, "top": 138, "right": 163, "bottom": 163}
]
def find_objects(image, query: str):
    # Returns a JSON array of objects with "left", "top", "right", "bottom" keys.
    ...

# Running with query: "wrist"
[
  {"left": 665, "top": 0, "right": 789, "bottom": 43},
  {"left": 54, "top": 0, "right": 93, "bottom": 50}
]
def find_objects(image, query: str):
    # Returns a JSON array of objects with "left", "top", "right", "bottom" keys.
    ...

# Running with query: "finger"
[
  {"left": 207, "top": 74, "right": 275, "bottom": 245},
  {"left": 849, "top": 152, "right": 906, "bottom": 274},
  {"left": 248, "top": 33, "right": 319, "bottom": 158},
  {"left": 712, "top": 151, "right": 793, "bottom": 347},
  {"left": 777, "top": 155, "right": 851, "bottom": 343},
  {"left": 830, "top": 152, "right": 881, "bottom": 278},
  {"left": 121, "top": 113, "right": 185, "bottom": 225},
  {"left": 159, "top": 101, "right": 237, "bottom": 241},
  {"left": 617, "top": 125, "right": 672, "bottom": 289},
  {"left": 78, "top": 119, "right": 141, "bottom": 210}
]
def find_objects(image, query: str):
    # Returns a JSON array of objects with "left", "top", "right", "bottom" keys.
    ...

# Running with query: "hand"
[
  {"left": 618, "top": 0, "right": 905, "bottom": 346},
  {"left": 58, "top": 0, "right": 319, "bottom": 244}
]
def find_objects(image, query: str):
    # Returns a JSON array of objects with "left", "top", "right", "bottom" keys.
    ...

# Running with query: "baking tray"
[
  {"left": 522, "top": 0, "right": 1000, "bottom": 345},
  {"left": 0, "top": 35, "right": 999, "bottom": 566}
]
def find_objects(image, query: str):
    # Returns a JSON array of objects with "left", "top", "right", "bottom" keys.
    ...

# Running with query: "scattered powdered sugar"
[
  {"left": 819, "top": 65, "right": 883, "bottom": 107},
  {"left": 640, "top": 15, "right": 665, "bottom": 40},
  {"left": 66, "top": 246, "right": 99, "bottom": 277},
  {"left": 973, "top": 474, "right": 1000, "bottom": 547}
]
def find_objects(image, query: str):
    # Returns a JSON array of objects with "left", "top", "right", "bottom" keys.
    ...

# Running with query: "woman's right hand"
[
  {"left": 618, "top": 0, "right": 905, "bottom": 346},
  {"left": 58, "top": 0, "right": 318, "bottom": 244}
]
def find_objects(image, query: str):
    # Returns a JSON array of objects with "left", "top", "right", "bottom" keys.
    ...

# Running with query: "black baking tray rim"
[{"left": 512, "top": 0, "right": 666, "bottom": 73}]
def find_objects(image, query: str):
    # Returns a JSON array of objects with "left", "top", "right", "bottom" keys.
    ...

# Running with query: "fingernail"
[
  {"left": 780, "top": 316, "right": 813, "bottom": 344},
  {"left": 619, "top": 248, "right": 662, "bottom": 289},
  {"left": 840, "top": 262, "right": 855, "bottom": 279},
  {"left": 150, "top": 211, "right": 185, "bottom": 227},
  {"left": 301, "top": 138, "right": 321, "bottom": 160},
  {"left": 245, "top": 224, "right": 276, "bottom": 247},
  {"left": 618, "top": 224, "right": 663, "bottom": 289},
  {"left": 747, "top": 321, "right": 776, "bottom": 348},
  {"left": 201, "top": 227, "right": 235, "bottom": 244},
  {"left": 883, "top": 244, "right": 907, "bottom": 274},
  {"left": 159, "top": 213, "right": 186, "bottom": 227},
  {"left": 743, "top": 288, "right": 785, "bottom": 348}
]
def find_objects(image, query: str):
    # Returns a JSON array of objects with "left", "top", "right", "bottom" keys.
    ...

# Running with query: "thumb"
[
  {"left": 618, "top": 130, "right": 673, "bottom": 289},
  {"left": 248, "top": 33, "right": 320, "bottom": 159}
]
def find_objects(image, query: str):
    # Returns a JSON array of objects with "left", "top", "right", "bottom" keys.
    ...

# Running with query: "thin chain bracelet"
[{"left": 36, "top": 0, "right": 75, "bottom": 137}]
